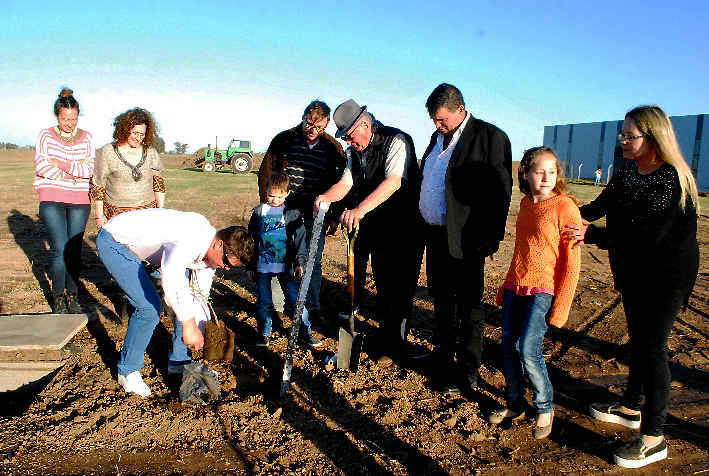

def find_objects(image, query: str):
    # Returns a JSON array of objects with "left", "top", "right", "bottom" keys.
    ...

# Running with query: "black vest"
[{"left": 346, "top": 122, "right": 420, "bottom": 219}]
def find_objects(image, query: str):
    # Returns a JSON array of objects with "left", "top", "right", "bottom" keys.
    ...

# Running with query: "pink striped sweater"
[{"left": 34, "top": 127, "right": 95, "bottom": 204}]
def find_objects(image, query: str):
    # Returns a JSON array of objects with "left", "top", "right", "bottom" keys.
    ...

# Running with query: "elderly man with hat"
[{"left": 315, "top": 100, "right": 423, "bottom": 368}]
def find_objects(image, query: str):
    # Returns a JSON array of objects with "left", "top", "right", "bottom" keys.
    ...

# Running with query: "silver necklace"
[{"left": 56, "top": 126, "right": 76, "bottom": 143}]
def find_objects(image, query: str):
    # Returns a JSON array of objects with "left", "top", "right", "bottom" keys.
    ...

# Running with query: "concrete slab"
[
  {"left": 0, "top": 361, "right": 65, "bottom": 392},
  {"left": 0, "top": 313, "right": 88, "bottom": 350}
]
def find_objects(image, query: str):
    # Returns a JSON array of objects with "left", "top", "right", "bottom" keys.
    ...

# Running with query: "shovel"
[
  {"left": 280, "top": 203, "right": 327, "bottom": 396},
  {"left": 337, "top": 224, "right": 362, "bottom": 371}
]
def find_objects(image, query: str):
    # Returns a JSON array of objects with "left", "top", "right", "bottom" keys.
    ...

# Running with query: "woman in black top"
[{"left": 566, "top": 105, "right": 699, "bottom": 469}]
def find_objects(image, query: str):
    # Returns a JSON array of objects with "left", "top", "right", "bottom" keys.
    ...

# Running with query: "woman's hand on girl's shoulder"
[{"left": 563, "top": 218, "right": 591, "bottom": 249}]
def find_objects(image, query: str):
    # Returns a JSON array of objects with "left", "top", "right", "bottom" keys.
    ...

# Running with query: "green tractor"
[{"left": 190, "top": 138, "right": 254, "bottom": 174}]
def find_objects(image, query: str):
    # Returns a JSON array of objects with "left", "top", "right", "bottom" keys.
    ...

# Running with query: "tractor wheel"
[
  {"left": 202, "top": 161, "right": 215, "bottom": 173},
  {"left": 231, "top": 153, "right": 254, "bottom": 174}
]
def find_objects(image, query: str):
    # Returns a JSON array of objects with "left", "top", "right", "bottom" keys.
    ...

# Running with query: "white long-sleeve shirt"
[
  {"left": 419, "top": 112, "right": 472, "bottom": 226},
  {"left": 103, "top": 208, "right": 216, "bottom": 322}
]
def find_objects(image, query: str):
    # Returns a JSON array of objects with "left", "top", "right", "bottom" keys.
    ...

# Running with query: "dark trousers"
[
  {"left": 426, "top": 224, "right": 485, "bottom": 386},
  {"left": 620, "top": 286, "right": 684, "bottom": 437},
  {"left": 360, "top": 213, "right": 423, "bottom": 359}
]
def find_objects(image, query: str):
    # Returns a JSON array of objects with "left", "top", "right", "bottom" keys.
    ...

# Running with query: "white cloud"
[{"left": 0, "top": 89, "right": 337, "bottom": 153}]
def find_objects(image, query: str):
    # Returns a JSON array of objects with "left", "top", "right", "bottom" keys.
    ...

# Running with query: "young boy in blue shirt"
[{"left": 247, "top": 172, "right": 322, "bottom": 347}]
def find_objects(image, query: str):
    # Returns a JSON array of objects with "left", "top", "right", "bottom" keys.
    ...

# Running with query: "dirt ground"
[{"left": 1, "top": 152, "right": 708, "bottom": 475}]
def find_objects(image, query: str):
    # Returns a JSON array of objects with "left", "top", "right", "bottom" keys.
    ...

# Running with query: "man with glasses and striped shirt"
[{"left": 258, "top": 101, "right": 346, "bottom": 324}]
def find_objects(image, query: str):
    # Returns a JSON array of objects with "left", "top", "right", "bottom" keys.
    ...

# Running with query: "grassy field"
[
  {"left": 3, "top": 150, "right": 708, "bottom": 238},
  {"left": 158, "top": 165, "right": 261, "bottom": 228},
  {"left": 0, "top": 155, "right": 263, "bottom": 236}
]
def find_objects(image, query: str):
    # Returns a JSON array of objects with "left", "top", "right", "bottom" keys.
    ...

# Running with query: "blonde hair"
[
  {"left": 518, "top": 146, "right": 577, "bottom": 204},
  {"left": 626, "top": 105, "right": 699, "bottom": 212}
]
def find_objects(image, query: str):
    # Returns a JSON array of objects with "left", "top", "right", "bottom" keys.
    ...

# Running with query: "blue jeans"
[
  {"left": 500, "top": 290, "right": 554, "bottom": 414},
  {"left": 38, "top": 201, "right": 91, "bottom": 295},
  {"left": 97, "top": 229, "right": 190, "bottom": 376},
  {"left": 255, "top": 271, "right": 309, "bottom": 337},
  {"left": 270, "top": 218, "right": 326, "bottom": 314}
]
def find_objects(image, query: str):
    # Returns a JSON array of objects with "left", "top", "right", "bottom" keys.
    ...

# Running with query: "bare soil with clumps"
[{"left": 0, "top": 152, "right": 708, "bottom": 475}]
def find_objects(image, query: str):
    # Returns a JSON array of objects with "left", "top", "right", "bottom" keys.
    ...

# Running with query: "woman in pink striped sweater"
[{"left": 34, "top": 88, "right": 95, "bottom": 314}]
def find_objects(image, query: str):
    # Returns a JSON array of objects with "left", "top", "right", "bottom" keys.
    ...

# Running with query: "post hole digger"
[{"left": 281, "top": 203, "right": 328, "bottom": 396}]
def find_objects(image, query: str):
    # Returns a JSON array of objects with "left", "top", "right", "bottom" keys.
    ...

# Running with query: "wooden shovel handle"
[
  {"left": 347, "top": 254, "right": 355, "bottom": 297},
  {"left": 345, "top": 225, "right": 359, "bottom": 301}
]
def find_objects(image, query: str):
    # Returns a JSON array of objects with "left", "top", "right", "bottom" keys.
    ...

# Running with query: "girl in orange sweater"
[{"left": 488, "top": 146, "right": 581, "bottom": 439}]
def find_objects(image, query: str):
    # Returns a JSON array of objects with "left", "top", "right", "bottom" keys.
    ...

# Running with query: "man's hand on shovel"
[{"left": 340, "top": 207, "right": 365, "bottom": 233}]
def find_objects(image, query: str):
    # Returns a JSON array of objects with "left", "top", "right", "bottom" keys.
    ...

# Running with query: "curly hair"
[
  {"left": 112, "top": 108, "right": 159, "bottom": 151},
  {"left": 54, "top": 87, "right": 80, "bottom": 116},
  {"left": 518, "top": 146, "right": 577, "bottom": 203}
]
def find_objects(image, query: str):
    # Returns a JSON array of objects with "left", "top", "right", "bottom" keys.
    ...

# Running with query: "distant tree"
[
  {"left": 153, "top": 136, "right": 166, "bottom": 153},
  {"left": 174, "top": 142, "right": 182, "bottom": 154},
  {"left": 180, "top": 143, "right": 189, "bottom": 154}
]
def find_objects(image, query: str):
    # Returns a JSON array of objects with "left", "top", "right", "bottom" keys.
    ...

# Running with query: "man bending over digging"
[{"left": 96, "top": 208, "right": 253, "bottom": 397}]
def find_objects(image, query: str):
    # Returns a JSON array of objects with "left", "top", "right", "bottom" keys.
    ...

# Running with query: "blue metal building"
[{"left": 543, "top": 114, "right": 708, "bottom": 192}]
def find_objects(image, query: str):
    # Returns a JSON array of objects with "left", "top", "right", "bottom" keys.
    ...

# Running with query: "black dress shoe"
[
  {"left": 338, "top": 305, "right": 359, "bottom": 320},
  {"left": 442, "top": 384, "right": 463, "bottom": 395},
  {"left": 442, "top": 379, "right": 477, "bottom": 397},
  {"left": 410, "top": 350, "right": 433, "bottom": 360},
  {"left": 409, "top": 351, "right": 443, "bottom": 366}
]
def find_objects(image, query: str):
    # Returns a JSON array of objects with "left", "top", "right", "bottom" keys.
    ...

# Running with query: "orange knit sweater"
[{"left": 497, "top": 194, "right": 582, "bottom": 328}]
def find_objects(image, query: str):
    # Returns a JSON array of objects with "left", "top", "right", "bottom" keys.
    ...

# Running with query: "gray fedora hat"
[{"left": 333, "top": 99, "right": 367, "bottom": 138}]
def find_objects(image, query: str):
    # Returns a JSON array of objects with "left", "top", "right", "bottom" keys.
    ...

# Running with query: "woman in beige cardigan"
[{"left": 91, "top": 107, "right": 165, "bottom": 227}]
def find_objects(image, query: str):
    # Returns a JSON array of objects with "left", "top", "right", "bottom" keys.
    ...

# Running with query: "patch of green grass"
[{"left": 0, "top": 163, "right": 263, "bottom": 237}]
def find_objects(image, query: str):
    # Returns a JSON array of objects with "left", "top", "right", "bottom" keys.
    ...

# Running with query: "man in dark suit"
[{"left": 418, "top": 83, "right": 512, "bottom": 394}]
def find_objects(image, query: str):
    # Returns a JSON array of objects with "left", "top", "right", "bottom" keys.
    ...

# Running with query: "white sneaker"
[{"left": 118, "top": 371, "right": 151, "bottom": 397}]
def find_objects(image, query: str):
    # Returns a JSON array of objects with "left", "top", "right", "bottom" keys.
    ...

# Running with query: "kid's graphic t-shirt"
[{"left": 256, "top": 204, "right": 287, "bottom": 274}]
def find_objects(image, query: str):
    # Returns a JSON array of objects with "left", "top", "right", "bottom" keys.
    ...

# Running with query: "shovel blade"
[{"left": 337, "top": 327, "right": 363, "bottom": 371}]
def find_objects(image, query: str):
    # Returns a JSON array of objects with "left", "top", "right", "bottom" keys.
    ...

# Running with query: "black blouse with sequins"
[{"left": 580, "top": 162, "right": 699, "bottom": 299}]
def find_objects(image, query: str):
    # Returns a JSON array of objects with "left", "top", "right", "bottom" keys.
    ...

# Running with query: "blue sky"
[{"left": 1, "top": 0, "right": 707, "bottom": 158}]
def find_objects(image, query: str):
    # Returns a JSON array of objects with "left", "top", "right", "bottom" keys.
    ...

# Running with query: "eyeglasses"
[
  {"left": 342, "top": 122, "right": 364, "bottom": 142},
  {"left": 130, "top": 132, "right": 146, "bottom": 139},
  {"left": 617, "top": 132, "right": 645, "bottom": 142},
  {"left": 304, "top": 120, "right": 326, "bottom": 133}
]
